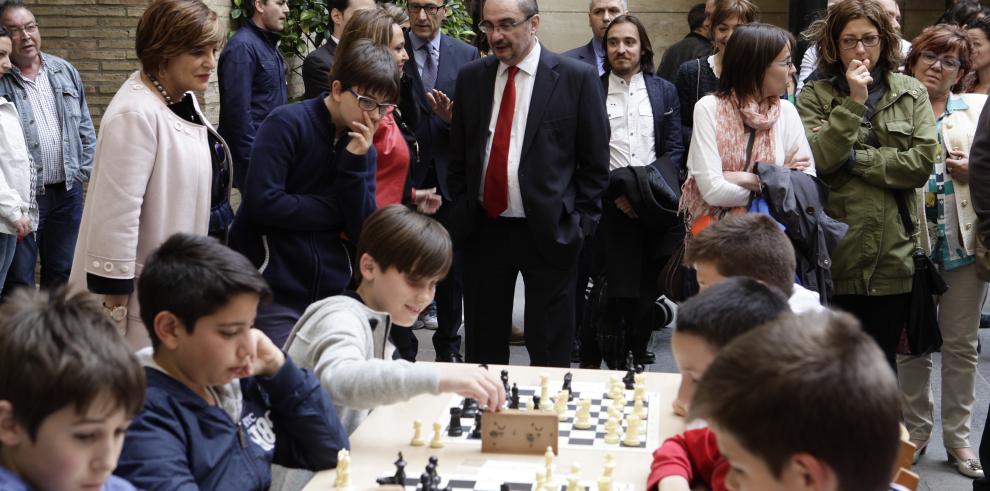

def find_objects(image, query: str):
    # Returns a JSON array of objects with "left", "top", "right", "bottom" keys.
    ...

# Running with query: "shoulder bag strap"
[{"left": 744, "top": 126, "right": 757, "bottom": 172}]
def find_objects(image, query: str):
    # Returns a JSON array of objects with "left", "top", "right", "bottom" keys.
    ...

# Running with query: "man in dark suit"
[
  {"left": 402, "top": 1, "right": 480, "bottom": 362},
  {"left": 300, "top": 0, "right": 375, "bottom": 99},
  {"left": 448, "top": 0, "right": 610, "bottom": 367},
  {"left": 580, "top": 14, "right": 684, "bottom": 369},
  {"left": 561, "top": 0, "right": 626, "bottom": 76}
]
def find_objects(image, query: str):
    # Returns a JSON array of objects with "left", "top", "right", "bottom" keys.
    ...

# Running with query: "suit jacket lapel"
[
  {"left": 403, "top": 31, "right": 430, "bottom": 114},
  {"left": 476, "top": 57, "right": 500, "bottom": 169},
  {"left": 520, "top": 46, "right": 559, "bottom": 162},
  {"left": 437, "top": 35, "right": 458, "bottom": 91}
]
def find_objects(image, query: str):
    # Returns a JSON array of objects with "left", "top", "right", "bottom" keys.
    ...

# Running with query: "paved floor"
[{"left": 409, "top": 277, "right": 990, "bottom": 491}]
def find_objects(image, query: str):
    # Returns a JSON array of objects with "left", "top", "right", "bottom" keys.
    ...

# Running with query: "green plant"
[{"left": 230, "top": 0, "right": 477, "bottom": 74}]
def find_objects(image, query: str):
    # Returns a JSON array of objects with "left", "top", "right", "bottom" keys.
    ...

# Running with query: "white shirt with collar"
[
  {"left": 606, "top": 71, "right": 656, "bottom": 171},
  {"left": 480, "top": 42, "right": 541, "bottom": 218}
]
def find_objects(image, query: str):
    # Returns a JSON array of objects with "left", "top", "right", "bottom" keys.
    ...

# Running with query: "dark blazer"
[
  {"left": 447, "top": 46, "right": 610, "bottom": 267},
  {"left": 562, "top": 40, "right": 600, "bottom": 73},
  {"left": 301, "top": 38, "right": 337, "bottom": 100},
  {"left": 656, "top": 32, "right": 712, "bottom": 82},
  {"left": 402, "top": 32, "right": 480, "bottom": 199},
  {"left": 600, "top": 70, "right": 685, "bottom": 186},
  {"left": 970, "top": 95, "right": 990, "bottom": 243}
]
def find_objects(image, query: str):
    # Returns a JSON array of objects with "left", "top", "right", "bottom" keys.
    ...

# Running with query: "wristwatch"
[{"left": 103, "top": 302, "right": 127, "bottom": 322}]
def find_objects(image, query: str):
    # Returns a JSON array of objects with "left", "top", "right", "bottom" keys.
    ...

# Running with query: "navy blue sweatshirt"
[
  {"left": 228, "top": 96, "right": 376, "bottom": 314},
  {"left": 115, "top": 355, "right": 349, "bottom": 491}
]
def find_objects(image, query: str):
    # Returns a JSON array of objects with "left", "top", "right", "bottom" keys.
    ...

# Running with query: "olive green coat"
[{"left": 797, "top": 72, "right": 937, "bottom": 296}]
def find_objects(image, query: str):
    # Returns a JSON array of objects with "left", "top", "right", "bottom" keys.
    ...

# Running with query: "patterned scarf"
[{"left": 679, "top": 95, "right": 781, "bottom": 225}]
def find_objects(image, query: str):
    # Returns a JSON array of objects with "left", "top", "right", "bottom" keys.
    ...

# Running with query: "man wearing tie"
[
  {"left": 447, "top": 0, "right": 609, "bottom": 367},
  {"left": 403, "top": 1, "right": 480, "bottom": 362}
]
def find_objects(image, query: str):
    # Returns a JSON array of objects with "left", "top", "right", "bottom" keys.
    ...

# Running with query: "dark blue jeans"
[{"left": 3, "top": 183, "right": 83, "bottom": 293}]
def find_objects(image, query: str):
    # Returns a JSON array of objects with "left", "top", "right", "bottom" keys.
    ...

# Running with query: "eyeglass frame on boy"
[{"left": 347, "top": 87, "right": 396, "bottom": 116}]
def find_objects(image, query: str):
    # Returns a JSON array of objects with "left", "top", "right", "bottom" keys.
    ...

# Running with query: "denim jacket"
[{"left": 0, "top": 53, "right": 96, "bottom": 193}]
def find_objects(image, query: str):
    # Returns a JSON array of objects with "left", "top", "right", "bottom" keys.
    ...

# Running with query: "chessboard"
[
  {"left": 378, "top": 456, "right": 634, "bottom": 491},
  {"left": 442, "top": 381, "right": 660, "bottom": 451}
]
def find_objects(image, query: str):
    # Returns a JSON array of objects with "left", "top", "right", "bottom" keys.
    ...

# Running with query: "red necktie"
[{"left": 483, "top": 66, "right": 519, "bottom": 219}]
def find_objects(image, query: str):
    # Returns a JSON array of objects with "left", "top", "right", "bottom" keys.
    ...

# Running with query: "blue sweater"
[
  {"left": 228, "top": 96, "right": 376, "bottom": 314},
  {"left": 114, "top": 356, "right": 349, "bottom": 491},
  {"left": 0, "top": 467, "right": 137, "bottom": 491}
]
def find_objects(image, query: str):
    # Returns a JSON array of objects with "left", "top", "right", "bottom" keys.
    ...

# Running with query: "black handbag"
[{"left": 894, "top": 192, "right": 948, "bottom": 356}]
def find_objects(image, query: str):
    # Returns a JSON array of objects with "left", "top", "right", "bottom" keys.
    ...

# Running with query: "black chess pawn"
[
  {"left": 469, "top": 412, "right": 482, "bottom": 439},
  {"left": 532, "top": 394, "right": 541, "bottom": 410},
  {"left": 508, "top": 383, "right": 520, "bottom": 409},
  {"left": 562, "top": 371, "right": 574, "bottom": 401},
  {"left": 448, "top": 407, "right": 463, "bottom": 437},
  {"left": 499, "top": 484, "right": 511, "bottom": 491},
  {"left": 419, "top": 472, "right": 431, "bottom": 491}
]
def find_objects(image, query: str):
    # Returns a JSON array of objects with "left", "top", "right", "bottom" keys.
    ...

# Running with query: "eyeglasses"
[
  {"left": 919, "top": 50, "right": 962, "bottom": 72},
  {"left": 347, "top": 88, "right": 396, "bottom": 116},
  {"left": 839, "top": 34, "right": 881, "bottom": 50},
  {"left": 478, "top": 14, "right": 535, "bottom": 34},
  {"left": 408, "top": 3, "right": 446, "bottom": 16},
  {"left": 6, "top": 22, "right": 38, "bottom": 39}
]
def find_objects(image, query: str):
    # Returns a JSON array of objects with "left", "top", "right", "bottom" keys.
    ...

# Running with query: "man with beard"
[{"left": 578, "top": 14, "right": 684, "bottom": 368}]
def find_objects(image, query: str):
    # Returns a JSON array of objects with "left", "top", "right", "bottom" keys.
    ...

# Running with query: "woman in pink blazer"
[{"left": 69, "top": 0, "right": 232, "bottom": 348}]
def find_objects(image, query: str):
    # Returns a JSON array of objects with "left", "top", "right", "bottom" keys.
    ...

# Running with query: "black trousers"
[
  {"left": 976, "top": 405, "right": 990, "bottom": 490},
  {"left": 832, "top": 293, "right": 911, "bottom": 372},
  {"left": 462, "top": 218, "right": 578, "bottom": 367}
]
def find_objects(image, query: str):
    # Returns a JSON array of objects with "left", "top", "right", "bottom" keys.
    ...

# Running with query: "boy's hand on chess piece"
[
  {"left": 439, "top": 366, "right": 506, "bottom": 412},
  {"left": 247, "top": 328, "right": 285, "bottom": 378}
]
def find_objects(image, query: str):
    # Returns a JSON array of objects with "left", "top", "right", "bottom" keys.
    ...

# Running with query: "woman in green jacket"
[{"left": 797, "top": 0, "right": 937, "bottom": 369}]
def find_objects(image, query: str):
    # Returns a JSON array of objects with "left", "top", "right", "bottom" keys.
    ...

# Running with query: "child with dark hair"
[
  {"left": 285, "top": 205, "right": 505, "bottom": 433},
  {"left": 685, "top": 213, "right": 824, "bottom": 312},
  {"left": 690, "top": 310, "right": 901, "bottom": 491},
  {"left": 0, "top": 288, "right": 145, "bottom": 491},
  {"left": 649, "top": 277, "right": 789, "bottom": 491},
  {"left": 228, "top": 39, "right": 400, "bottom": 346},
  {"left": 116, "top": 233, "right": 348, "bottom": 491}
]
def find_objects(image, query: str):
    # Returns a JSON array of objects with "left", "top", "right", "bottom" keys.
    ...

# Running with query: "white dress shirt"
[
  {"left": 606, "top": 71, "right": 656, "bottom": 171},
  {"left": 480, "top": 42, "right": 541, "bottom": 218}
]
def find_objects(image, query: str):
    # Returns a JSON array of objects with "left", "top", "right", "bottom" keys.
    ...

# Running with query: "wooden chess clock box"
[{"left": 480, "top": 410, "right": 559, "bottom": 455}]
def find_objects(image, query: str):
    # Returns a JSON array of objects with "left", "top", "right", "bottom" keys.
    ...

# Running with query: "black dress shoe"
[
  {"left": 436, "top": 352, "right": 464, "bottom": 363},
  {"left": 981, "top": 314, "right": 990, "bottom": 329},
  {"left": 635, "top": 351, "right": 656, "bottom": 365}
]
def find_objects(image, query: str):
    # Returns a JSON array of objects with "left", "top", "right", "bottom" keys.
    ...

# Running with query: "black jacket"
[
  {"left": 755, "top": 162, "right": 848, "bottom": 303},
  {"left": 657, "top": 33, "right": 712, "bottom": 82}
]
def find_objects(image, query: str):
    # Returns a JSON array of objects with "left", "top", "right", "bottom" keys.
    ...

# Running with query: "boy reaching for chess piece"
[{"left": 285, "top": 205, "right": 505, "bottom": 434}]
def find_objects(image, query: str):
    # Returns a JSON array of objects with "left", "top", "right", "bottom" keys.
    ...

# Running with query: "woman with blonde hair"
[{"left": 69, "top": 0, "right": 231, "bottom": 347}]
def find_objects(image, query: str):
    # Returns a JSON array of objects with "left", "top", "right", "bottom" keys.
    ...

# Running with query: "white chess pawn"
[
  {"left": 604, "top": 415, "right": 621, "bottom": 444},
  {"left": 565, "top": 475, "right": 580, "bottom": 491},
  {"left": 535, "top": 470, "right": 546, "bottom": 491},
  {"left": 334, "top": 449, "right": 351, "bottom": 488},
  {"left": 622, "top": 414, "right": 641, "bottom": 447},
  {"left": 555, "top": 391, "right": 569, "bottom": 420},
  {"left": 633, "top": 399, "right": 646, "bottom": 421},
  {"left": 540, "top": 372, "right": 550, "bottom": 402},
  {"left": 603, "top": 453, "right": 615, "bottom": 478},
  {"left": 597, "top": 475, "right": 613, "bottom": 491},
  {"left": 545, "top": 446, "right": 555, "bottom": 482},
  {"left": 574, "top": 399, "right": 592, "bottom": 429},
  {"left": 430, "top": 421, "right": 444, "bottom": 448},
  {"left": 410, "top": 419, "right": 425, "bottom": 446},
  {"left": 607, "top": 376, "right": 622, "bottom": 400}
]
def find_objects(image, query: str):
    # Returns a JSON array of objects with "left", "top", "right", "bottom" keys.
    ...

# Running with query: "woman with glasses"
[
  {"left": 680, "top": 23, "right": 815, "bottom": 234},
  {"left": 797, "top": 0, "right": 937, "bottom": 370},
  {"left": 897, "top": 24, "right": 987, "bottom": 478},
  {"left": 227, "top": 39, "right": 399, "bottom": 346},
  {"left": 68, "top": 0, "right": 231, "bottom": 347}
]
